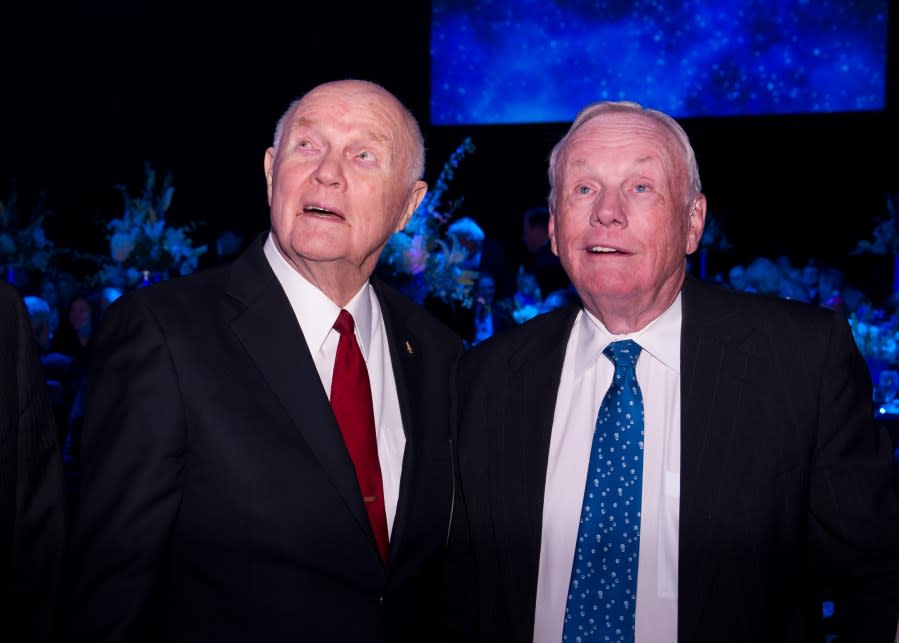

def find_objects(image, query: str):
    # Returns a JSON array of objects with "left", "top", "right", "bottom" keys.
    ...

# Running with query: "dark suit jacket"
[
  {"left": 68, "top": 235, "right": 463, "bottom": 642},
  {"left": 449, "top": 276, "right": 899, "bottom": 643},
  {"left": 0, "top": 280, "right": 66, "bottom": 643}
]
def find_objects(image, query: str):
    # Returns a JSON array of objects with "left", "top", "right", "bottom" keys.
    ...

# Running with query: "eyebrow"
[
  {"left": 287, "top": 116, "right": 401, "bottom": 169},
  {"left": 365, "top": 130, "right": 391, "bottom": 146},
  {"left": 290, "top": 118, "right": 390, "bottom": 144},
  {"left": 361, "top": 130, "right": 398, "bottom": 165},
  {"left": 569, "top": 154, "right": 661, "bottom": 171},
  {"left": 290, "top": 116, "right": 314, "bottom": 131}
]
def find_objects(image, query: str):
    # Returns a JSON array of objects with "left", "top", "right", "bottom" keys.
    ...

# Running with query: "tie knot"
[
  {"left": 334, "top": 309, "right": 355, "bottom": 336},
  {"left": 603, "top": 339, "right": 642, "bottom": 369}
]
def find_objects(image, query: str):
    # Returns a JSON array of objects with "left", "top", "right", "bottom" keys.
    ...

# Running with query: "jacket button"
[{"left": 378, "top": 594, "right": 385, "bottom": 607}]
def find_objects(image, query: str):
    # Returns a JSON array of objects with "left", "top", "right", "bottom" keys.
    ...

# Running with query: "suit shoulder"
[
  {"left": 373, "top": 279, "right": 463, "bottom": 350},
  {"left": 102, "top": 263, "right": 231, "bottom": 329},
  {"left": 0, "top": 280, "right": 28, "bottom": 326},
  {"left": 0, "top": 281, "right": 41, "bottom": 378},
  {"left": 0, "top": 280, "right": 23, "bottom": 308},
  {"left": 709, "top": 280, "right": 834, "bottom": 316},
  {"left": 685, "top": 278, "right": 847, "bottom": 338},
  {"left": 463, "top": 304, "right": 577, "bottom": 368}
]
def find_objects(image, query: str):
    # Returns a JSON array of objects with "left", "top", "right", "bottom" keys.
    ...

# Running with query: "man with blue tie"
[{"left": 446, "top": 101, "right": 899, "bottom": 642}]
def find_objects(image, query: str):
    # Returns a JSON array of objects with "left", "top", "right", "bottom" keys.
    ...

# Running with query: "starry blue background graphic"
[{"left": 431, "top": 0, "right": 888, "bottom": 124}]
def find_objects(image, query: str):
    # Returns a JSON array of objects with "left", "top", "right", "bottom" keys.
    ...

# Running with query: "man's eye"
[
  {"left": 576, "top": 185, "right": 591, "bottom": 194},
  {"left": 297, "top": 139, "right": 312, "bottom": 149},
  {"left": 358, "top": 150, "right": 376, "bottom": 161},
  {"left": 635, "top": 183, "right": 649, "bottom": 193}
]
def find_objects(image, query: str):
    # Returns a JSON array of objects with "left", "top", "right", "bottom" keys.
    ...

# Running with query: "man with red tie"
[{"left": 68, "top": 79, "right": 463, "bottom": 642}]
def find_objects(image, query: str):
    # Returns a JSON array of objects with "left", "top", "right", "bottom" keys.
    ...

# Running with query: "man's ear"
[
  {"left": 397, "top": 180, "right": 428, "bottom": 231},
  {"left": 685, "top": 194, "right": 707, "bottom": 255},
  {"left": 263, "top": 148, "right": 275, "bottom": 206}
]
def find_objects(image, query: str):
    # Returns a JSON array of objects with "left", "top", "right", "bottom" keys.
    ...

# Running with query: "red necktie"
[{"left": 330, "top": 309, "right": 389, "bottom": 562}]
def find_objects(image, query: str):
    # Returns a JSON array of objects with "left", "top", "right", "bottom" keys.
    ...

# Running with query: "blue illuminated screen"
[{"left": 430, "top": 0, "right": 889, "bottom": 124}]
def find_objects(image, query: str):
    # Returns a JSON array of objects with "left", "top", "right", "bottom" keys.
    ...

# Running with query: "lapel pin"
[{"left": 405, "top": 340, "right": 414, "bottom": 355}]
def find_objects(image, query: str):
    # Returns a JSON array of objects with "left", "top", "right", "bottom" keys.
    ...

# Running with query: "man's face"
[
  {"left": 549, "top": 112, "right": 705, "bottom": 318},
  {"left": 69, "top": 298, "right": 92, "bottom": 331},
  {"left": 264, "top": 81, "right": 426, "bottom": 283},
  {"left": 523, "top": 220, "right": 549, "bottom": 253}
]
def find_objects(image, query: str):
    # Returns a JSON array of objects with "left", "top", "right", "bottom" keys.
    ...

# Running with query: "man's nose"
[
  {"left": 591, "top": 190, "right": 625, "bottom": 226},
  {"left": 311, "top": 152, "right": 344, "bottom": 188}
]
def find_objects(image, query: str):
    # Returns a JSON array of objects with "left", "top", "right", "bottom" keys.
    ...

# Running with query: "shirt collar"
[
  {"left": 575, "top": 292, "right": 682, "bottom": 374},
  {"left": 263, "top": 232, "right": 373, "bottom": 359}
]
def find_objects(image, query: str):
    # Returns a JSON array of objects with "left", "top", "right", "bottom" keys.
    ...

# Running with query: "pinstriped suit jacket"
[
  {"left": 449, "top": 275, "right": 899, "bottom": 643},
  {"left": 0, "top": 280, "right": 65, "bottom": 643}
]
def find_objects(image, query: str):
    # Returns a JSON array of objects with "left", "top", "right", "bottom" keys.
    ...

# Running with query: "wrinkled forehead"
[
  {"left": 571, "top": 113, "right": 680, "bottom": 161},
  {"left": 290, "top": 83, "right": 411, "bottom": 150},
  {"left": 564, "top": 112, "right": 689, "bottom": 190}
]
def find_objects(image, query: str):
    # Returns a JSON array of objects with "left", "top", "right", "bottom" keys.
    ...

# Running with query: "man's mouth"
[
  {"left": 303, "top": 204, "right": 343, "bottom": 219},
  {"left": 588, "top": 246, "right": 621, "bottom": 254}
]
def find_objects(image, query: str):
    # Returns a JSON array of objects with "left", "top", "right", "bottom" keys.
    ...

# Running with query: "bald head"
[
  {"left": 273, "top": 80, "right": 425, "bottom": 187},
  {"left": 263, "top": 78, "right": 430, "bottom": 307}
]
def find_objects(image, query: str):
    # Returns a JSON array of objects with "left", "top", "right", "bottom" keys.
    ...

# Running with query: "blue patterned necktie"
[{"left": 563, "top": 339, "right": 644, "bottom": 643}]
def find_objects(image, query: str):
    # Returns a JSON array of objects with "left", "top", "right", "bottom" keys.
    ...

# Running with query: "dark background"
[{"left": 3, "top": 2, "right": 897, "bottom": 301}]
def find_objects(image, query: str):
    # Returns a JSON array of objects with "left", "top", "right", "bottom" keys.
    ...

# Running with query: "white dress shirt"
[
  {"left": 533, "top": 295, "right": 683, "bottom": 643},
  {"left": 263, "top": 234, "right": 406, "bottom": 536}
]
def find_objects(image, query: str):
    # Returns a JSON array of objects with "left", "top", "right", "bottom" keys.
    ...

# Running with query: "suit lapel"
[
  {"left": 371, "top": 280, "right": 422, "bottom": 448},
  {"left": 371, "top": 281, "right": 427, "bottom": 560},
  {"left": 225, "top": 238, "right": 374, "bottom": 545},
  {"left": 493, "top": 306, "right": 579, "bottom": 640},
  {"left": 678, "top": 278, "right": 756, "bottom": 643}
]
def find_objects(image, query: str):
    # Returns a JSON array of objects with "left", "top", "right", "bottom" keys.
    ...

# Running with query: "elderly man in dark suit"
[
  {"left": 0, "top": 280, "right": 65, "bottom": 642},
  {"left": 68, "top": 79, "right": 463, "bottom": 642},
  {"left": 449, "top": 101, "right": 899, "bottom": 642}
]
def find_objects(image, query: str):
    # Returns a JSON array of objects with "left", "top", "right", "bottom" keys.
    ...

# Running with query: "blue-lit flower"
[
  {"left": 0, "top": 190, "right": 58, "bottom": 279},
  {"left": 97, "top": 163, "right": 207, "bottom": 289},
  {"left": 110, "top": 232, "right": 136, "bottom": 262},
  {"left": 376, "top": 137, "right": 477, "bottom": 308}
]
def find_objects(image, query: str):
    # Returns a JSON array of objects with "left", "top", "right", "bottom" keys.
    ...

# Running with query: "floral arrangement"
[
  {"left": 96, "top": 163, "right": 207, "bottom": 289},
  {"left": 847, "top": 305, "right": 899, "bottom": 407},
  {"left": 495, "top": 267, "right": 543, "bottom": 324},
  {"left": 852, "top": 192, "right": 899, "bottom": 256},
  {"left": 0, "top": 187, "right": 58, "bottom": 287},
  {"left": 378, "top": 137, "right": 478, "bottom": 307},
  {"left": 848, "top": 306, "right": 899, "bottom": 365},
  {"left": 852, "top": 192, "right": 899, "bottom": 294},
  {"left": 724, "top": 253, "right": 899, "bottom": 387}
]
